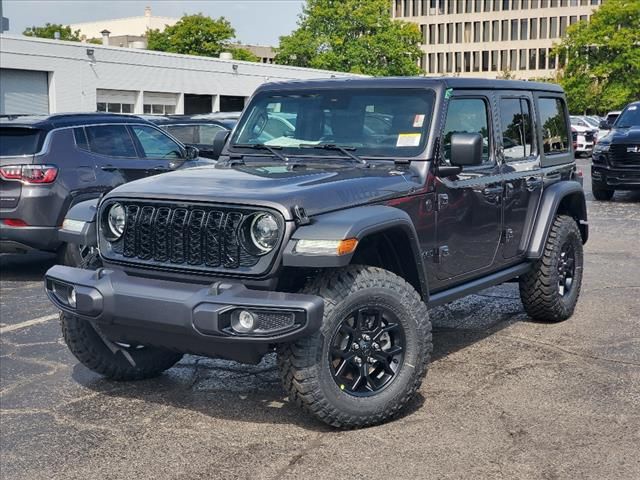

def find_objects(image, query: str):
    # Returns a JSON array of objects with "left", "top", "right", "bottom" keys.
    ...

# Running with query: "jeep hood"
[{"left": 109, "top": 163, "right": 420, "bottom": 218}]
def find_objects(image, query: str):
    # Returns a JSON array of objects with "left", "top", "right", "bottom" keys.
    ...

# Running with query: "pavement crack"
[
  {"left": 270, "top": 432, "right": 326, "bottom": 479},
  {"left": 499, "top": 334, "right": 640, "bottom": 367}
]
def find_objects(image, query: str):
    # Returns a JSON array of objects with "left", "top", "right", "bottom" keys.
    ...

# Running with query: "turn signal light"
[
  {"left": 337, "top": 238, "right": 359, "bottom": 256},
  {"left": 0, "top": 165, "right": 58, "bottom": 184}
]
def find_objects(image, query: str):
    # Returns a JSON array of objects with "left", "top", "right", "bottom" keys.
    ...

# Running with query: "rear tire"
[
  {"left": 591, "top": 183, "right": 614, "bottom": 201},
  {"left": 61, "top": 313, "right": 183, "bottom": 380},
  {"left": 519, "top": 215, "right": 584, "bottom": 322},
  {"left": 277, "top": 266, "right": 432, "bottom": 428}
]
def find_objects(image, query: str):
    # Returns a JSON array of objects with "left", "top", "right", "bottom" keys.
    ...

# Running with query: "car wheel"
[
  {"left": 57, "top": 242, "right": 102, "bottom": 268},
  {"left": 277, "top": 265, "right": 432, "bottom": 428},
  {"left": 591, "top": 183, "right": 614, "bottom": 201},
  {"left": 519, "top": 215, "right": 584, "bottom": 322},
  {"left": 61, "top": 312, "right": 183, "bottom": 380}
]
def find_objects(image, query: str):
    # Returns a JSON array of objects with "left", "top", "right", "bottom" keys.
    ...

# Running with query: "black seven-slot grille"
[
  {"left": 610, "top": 144, "right": 640, "bottom": 167},
  {"left": 101, "top": 200, "right": 281, "bottom": 274}
]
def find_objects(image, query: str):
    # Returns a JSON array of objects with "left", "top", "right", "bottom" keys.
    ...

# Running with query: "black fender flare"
[
  {"left": 526, "top": 181, "right": 588, "bottom": 259},
  {"left": 58, "top": 198, "right": 100, "bottom": 247},
  {"left": 282, "top": 205, "right": 429, "bottom": 299}
]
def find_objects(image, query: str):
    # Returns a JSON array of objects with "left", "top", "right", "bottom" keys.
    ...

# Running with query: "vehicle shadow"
[
  {"left": 0, "top": 252, "right": 57, "bottom": 282},
  {"left": 71, "top": 283, "right": 526, "bottom": 431}
]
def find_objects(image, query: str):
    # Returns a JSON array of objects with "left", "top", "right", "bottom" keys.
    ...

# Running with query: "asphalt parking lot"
[{"left": 1, "top": 158, "right": 639, "bottom": 480}]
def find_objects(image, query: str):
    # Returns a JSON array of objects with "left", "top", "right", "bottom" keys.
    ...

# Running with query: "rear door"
[
  {"left": 0, "top": 126, "right": 43, "bottom": 209},
  {"left": 78, "top": 124, "right": 149, "bottom": 184},
  {"left": 497, "top": 93, "right": 543, "bottom": 260}
]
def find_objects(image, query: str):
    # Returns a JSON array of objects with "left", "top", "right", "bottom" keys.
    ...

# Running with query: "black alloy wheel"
[
  {"left": 329, "top": 306, "right": 405, "bottom": 396},
  {"left": 557, "top": 241, "right": 576, "bottom": 297}
]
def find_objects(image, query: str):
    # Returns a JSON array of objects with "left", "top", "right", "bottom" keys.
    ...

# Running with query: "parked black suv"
[
  {"left": 45, "top": 78, "right": 587, "bottom": 428},
  {"left": 145, "top": 113, "right": 239, "bottom": 160},
  {"left": 591, "top": 101, "right": 640, "bottom": 200},
  {"left": 0, "top": 113, "right": 208, "bottom": 264}
]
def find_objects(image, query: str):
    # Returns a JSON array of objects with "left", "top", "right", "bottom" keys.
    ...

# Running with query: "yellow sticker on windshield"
[{"left": 396, "top": 133, "right": 421, "bottom": 147}]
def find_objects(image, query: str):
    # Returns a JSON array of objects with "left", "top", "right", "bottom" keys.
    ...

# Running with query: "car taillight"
[
  {"left": 3, "top": 219, "right": 29, "bottom": 227},
  {"left": 0, "top": 164, "right": 58, "bottom": 184}
]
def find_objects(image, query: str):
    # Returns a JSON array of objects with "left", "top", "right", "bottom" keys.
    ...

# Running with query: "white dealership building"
[{"left": 0, "top": 34, "right": 350, "bottom": 116}]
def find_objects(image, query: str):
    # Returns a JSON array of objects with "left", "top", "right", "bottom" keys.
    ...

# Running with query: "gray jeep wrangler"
[{"left": 45, "top": 77, "right": 587, "bottom": 428}]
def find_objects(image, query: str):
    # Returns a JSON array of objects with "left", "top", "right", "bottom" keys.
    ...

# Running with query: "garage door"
[
  {"left": 0, "top": 69, "right": 49, "bottom": 115},
  {"left": 96, "top": 89, "right": 137, "bottom": 113}
]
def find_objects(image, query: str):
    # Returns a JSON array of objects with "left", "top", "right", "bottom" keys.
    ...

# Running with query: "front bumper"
[
  {"left": 591, "top": 165, "right": 640, "bottom": 189},
  {"left": 44, "top": 265, "right": 324, "bottom": 363},
  {"left": 0, "top": 225, "right": 60, "bottom": 253}
]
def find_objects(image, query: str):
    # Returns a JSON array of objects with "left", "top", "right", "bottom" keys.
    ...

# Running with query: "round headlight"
[
  {"left": 106, "top": 203, "right": 126, "bottom": 240},
  {"left": 241, "top": 212, "right": 279, "bottom": 255}
]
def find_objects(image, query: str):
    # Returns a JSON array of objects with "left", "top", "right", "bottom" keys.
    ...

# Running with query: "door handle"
[
  {"left": 482, "top": 186, "right": 503, "bottom": 196},
  {"left": 150, "top": 165, "right": 170, "bottom": 172},
  {"left": 525, "top": 177, "right": 543, "bottom": 192},
  {"left": 101, "top": 165, "right": 118, "bottom": 172}
]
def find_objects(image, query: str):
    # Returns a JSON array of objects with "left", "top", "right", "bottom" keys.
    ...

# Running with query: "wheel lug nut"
[
  {"left": 367, "top": 357, "right": 376, "bottom": 364},
  {"left": 372, "top": 342, "right": 380, "bottom": 350},
  {"left": 354, "top": 357, "right": 362, "bottom": 366},
  {"left": 362, "top": 334, "right": 371, "bottom": 341},
  {"left": 353, "top": 343, "right": 359, "bottom": 350}
]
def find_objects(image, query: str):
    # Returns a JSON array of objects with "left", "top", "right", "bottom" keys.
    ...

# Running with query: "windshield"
[
  {"left": 230, "top": 88, "right": 435, "bottom": 158},
  {"left": 0, "top": 127, "right": 44, "bottom": 156},
  {"left": 615, "top": 104, "right": 640, "bottom": 128}
]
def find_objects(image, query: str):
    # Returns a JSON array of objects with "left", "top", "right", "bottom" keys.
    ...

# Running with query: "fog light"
[
  {"left": 231, "top": 310, "right": 256, "bottom": 333},
  {"left": 68, "top": 288, "right": 77, "bottom": 308}
]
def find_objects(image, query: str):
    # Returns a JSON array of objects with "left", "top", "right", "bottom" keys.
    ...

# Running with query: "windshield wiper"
[
  {"left": 299, "top": 144, "right": 367, "bottom": 164},
  {"left": 233, "top": 143, "right": 288, "bottom": 162}
]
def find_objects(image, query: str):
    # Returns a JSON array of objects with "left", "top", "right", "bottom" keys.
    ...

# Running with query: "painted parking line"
[{"left": 0, "top": 314, "right": 58, "bottom": 334}]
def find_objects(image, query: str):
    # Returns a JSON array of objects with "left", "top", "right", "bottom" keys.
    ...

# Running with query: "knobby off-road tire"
[
  {"left": 519, "top": 215, "right": 584, "bottom": 322},
  {"left": 61, "top": 312, "right": 183, "bottom": 380},
  {"left": 591, "top": 182, "right": 614, "bottom": 201},
  {"left": 277, "top": 266, "right": 432, "bottom": 428}
]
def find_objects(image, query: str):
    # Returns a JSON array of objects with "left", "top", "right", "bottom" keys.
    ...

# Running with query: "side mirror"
[
  {"left": 450, "top": 132, "right": 483, "bottom": 167},
  {"left": 599, "top": 120, "right": 611, "bottom": 130},
  {"left": 185, "top": 145, "right": 199, "bottom": 160},
  {"left": 211, "top": 130, "right": 230, "bottom": 160}
]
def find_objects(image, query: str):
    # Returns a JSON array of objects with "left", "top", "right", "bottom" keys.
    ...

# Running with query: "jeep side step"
[{"left": 427, "top": 263, "right": 531, "bottom": 308}]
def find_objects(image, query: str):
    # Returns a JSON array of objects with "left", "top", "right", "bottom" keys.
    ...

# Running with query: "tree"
[
  {"left": 274, "top": 0, "right": 422, "bottom": 76},
  {"left": 23, "top": 23, "right": 81, "bottom": 41},
  {"left": 146, "top": 13, "right": 258, "bottom": 61},
  {"left": 553, "top": 0, "right": 640, "bottom": 114}
]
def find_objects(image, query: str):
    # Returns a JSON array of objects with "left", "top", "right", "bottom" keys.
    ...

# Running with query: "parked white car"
[{"left": 570, "top": 116, "right": 597, "bottom": 156}]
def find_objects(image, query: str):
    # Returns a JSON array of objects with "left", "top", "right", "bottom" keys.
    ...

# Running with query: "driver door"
[
  {"left": 129, "top": 124, "right": 188, "bottom": 175},
  {"left": 434, "top": 94, "right": 503, "bottom": 284}
]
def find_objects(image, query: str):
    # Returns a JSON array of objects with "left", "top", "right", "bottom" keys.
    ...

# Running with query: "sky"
[{"left": 2, "top": 0, "right": 306, "bottom": 46}]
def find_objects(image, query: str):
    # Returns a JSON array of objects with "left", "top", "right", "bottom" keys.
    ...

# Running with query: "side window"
[
  {"left": 538, "top": 97, "right": 569, "bottom": 155},
  {"left": 85, "top": 125, "right": 137, "bottom": 158},
  {"left": 130, "top": 125, "right": 183, "bottom": 159},
  {"left": 499, "top": 98, "right": 536, "bottom": 162},
  {"left": 443, "top": 98, "right": 491, "bottom": 164},
  {"left": 164, "top": 125, "right": 198, "bottom": 144},
  {"left": 197, "top": 124, "right": 226, "bottom": 144},
  {"left": 73, "top": 127, "right": 89, "bottom": 151}
]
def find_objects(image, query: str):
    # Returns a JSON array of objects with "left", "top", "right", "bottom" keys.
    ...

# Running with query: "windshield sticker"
[
  {"left": 413, "top": 114, "right": 425, "bottom": 128},
  {"left": 396, "top": 133, "right": 421, "bottom": 147}
]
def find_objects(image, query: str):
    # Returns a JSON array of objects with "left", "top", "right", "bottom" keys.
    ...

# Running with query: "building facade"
[
  {"left": 393, "top": 0, "right": 604, "bottom": 79},
  {"left": 0, "top": 35, "right": 351, "bottom": 116}
]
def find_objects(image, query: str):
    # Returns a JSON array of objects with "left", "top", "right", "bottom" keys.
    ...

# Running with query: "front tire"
[
  {"left": 61, "top": 313, "right": 183, "bottom": 380},
  {"left": 591, "top": 182, "right": 614, "bottom": 201},
  {"left": 277, "top": 266, "right": 432, "bottom": 428},
  {"left": 519, "top": 215, "right": 584, "bottom": 322}
]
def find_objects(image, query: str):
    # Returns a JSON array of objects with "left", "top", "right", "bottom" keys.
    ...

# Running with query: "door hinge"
[
  {"left": 437, "top": 193, "right": 449, "bottom": 211},
  {"left": 423, "top": 245, "right": 449, "bottom": 263}
]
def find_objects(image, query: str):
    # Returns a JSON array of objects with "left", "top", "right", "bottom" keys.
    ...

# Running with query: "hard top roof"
[
  {"left": 0, "top": 112, "right": 147, "bottom": 130},
  {"left": 256, "top": 76, "right": 564, "bottom": 94}
]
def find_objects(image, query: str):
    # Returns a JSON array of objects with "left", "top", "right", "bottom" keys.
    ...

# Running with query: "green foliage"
[
  {"left": 275, "top": 0, "right": 422, "bottom": 76},
  {"left": 23, "top": 23, "right": 81, "bottom": 41},
  {"left": 146, "top": 14, "right": 258, "bottom": 61},
  {"left": 553, "top": 0, "right": 640, "bottom": 114}
]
